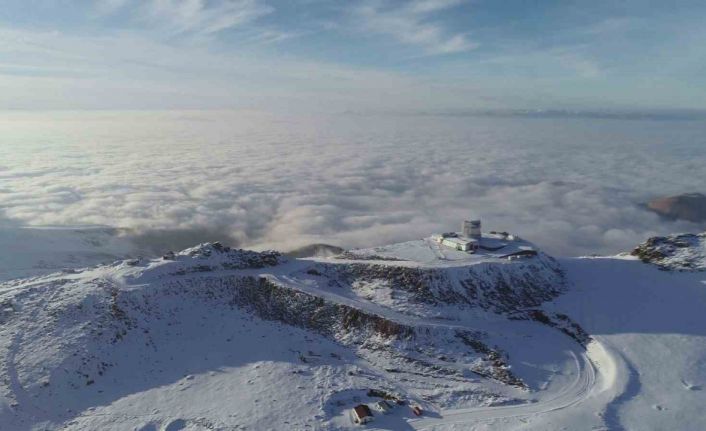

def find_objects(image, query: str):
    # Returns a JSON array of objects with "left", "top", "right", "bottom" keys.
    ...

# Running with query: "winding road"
[
  {"left": 265, "top": 271, "right": 626, "bottom": 431},
  {"left": 408, "top": 340, "right": 622, "bottom": 430},
  {"left": 112, "top": 260, "right": 628, "bottom": 430}
]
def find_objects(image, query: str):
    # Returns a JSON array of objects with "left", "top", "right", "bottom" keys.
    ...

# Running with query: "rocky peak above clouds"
[
  {"left": 631, "top": 232, "right": 706, "bottom": 271},
  {"left": 647, "top": 193, "right": 706, "bottom": 223}
]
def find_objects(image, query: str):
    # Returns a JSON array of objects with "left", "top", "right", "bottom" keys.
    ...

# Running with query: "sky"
[{"left": 1, "top": 0, "right": 706, "bottom": 112}]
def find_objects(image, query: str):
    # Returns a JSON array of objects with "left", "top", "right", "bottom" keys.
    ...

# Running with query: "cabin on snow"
[{"left": 351, "top": 404, "right": 374, "bottom": 424}]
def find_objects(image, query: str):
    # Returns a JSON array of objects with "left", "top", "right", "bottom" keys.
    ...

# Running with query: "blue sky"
[{"left": 1, "top": 0, "right": 705, "bottom": 111}]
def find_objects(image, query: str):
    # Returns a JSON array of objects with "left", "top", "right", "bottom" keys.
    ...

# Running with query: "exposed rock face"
[
  {"left": 313, "top": 254, "right": 566, "bottom": 313},
  {"left": 647, "top": 193, "right": 706, "bottom": 223},
  {"left": 509, "top": 310, "right": 590, "bottom": 347},
  {"left": 175, "top": 275, "right": 415, "bottom": 341},
  {"left": 631, "top": 232, "right": 706, "bottom": 271},
  {"left": 0, "top": 270, "right": 523, "bottom": 396},
  {"left": 335, "top": 251, "right": 407, "bottom": 261},
  {"left": 0, "top": 239, "right": 576, "bottom": 414},
  {"left": 163, "top": 275, "right": 524, "bottom": 387},
  {"left": 151, "top": 242, "right": 282, "bottom": 277},
  {"left": 285, "top": 243, "right": 344, "bottom": 258}
]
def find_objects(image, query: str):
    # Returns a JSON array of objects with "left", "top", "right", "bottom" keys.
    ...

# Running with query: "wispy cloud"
[
  {"left": 1, "top": 0, "right": 705, "bottom": 110},
  {"left": 353, "top": 0, "right": 477, "bottom": 55},
  {"left": 407, "top": 0, "right": 465, "bottom": 14},
  {"left": 556, "top": 51, "right": 602, "bottom": 78},
  {"left": 0, "top": 25, "right": 440, "bottom": 111},
  {"left": 247, "top": 28, "right": 302, "bottom": 45},
  {"left": 99, "top": 0, "right": 273, "bottom": 35}
]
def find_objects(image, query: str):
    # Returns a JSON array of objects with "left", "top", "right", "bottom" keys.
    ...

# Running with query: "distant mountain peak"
[{"left": 647, "top": 193, "right": 706, "bottom": 223}]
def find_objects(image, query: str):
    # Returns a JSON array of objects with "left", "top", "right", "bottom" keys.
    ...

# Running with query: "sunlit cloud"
[{"left": 1, "top": 111, "right": 704, "bottom": 256}]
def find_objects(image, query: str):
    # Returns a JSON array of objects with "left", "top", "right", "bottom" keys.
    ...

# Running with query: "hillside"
[
  {"left": 0, "top": 231, "right": 704, "bottom": 430},
  {"left": 0, "top": 226, "right": 140, "bottom": 283}
]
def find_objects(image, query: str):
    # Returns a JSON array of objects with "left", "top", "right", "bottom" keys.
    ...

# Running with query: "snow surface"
[
  {"left": 550, "top": 257, "right": 706, "bottom": 431},
  {"left": 0, "top": 226, "right": 140, "bottom": 282},
  {"left": 341, "top": 234, "right": 535, "bottom": 267},
  {"left": 0, "top": 228, "right": 705, "bottom": 430}
]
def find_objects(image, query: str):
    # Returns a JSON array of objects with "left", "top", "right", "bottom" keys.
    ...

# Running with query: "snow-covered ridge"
[
  {"left": 2, "top": 232, "right": 705, "bottom": 430},
  {"left": 631, "top": 232, "right": 706, "bottom": 271},
  {"left": 0, "top": 239, "right": 576, "bottom": 429},
  {"left": 138, "top": 242, "right": 282, "bottom": 278},
  {"left": 311, "top": 255, "right": 565, "bottom": 314}
]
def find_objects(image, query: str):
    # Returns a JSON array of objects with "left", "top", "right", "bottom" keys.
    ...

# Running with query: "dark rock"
[
  {"left": 647, "top": 193, "right": 706, "bottom": 223},
  {"left": 285, "top": 243, "right": 344, "bottom": 258}
]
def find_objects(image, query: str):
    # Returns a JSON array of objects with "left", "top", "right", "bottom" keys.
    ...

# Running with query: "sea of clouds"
[{"left": 1, "top": 110, "right": 705, "bottom": 257}]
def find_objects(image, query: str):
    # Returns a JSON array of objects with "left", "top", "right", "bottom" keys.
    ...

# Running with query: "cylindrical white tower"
[
  {"left": 463, "top": 219, "right": 481, "bottom": 239},
  {"left": 462, "top": 220, "right": 471, "bottom": 237}
]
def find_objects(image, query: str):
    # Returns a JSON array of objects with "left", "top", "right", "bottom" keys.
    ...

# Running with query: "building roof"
[
  {"left": 353, "top": 404, "right": 372, "bottom": 418},
  {"left": 441, "top": 236, "right": 478, "bottom": 246}
]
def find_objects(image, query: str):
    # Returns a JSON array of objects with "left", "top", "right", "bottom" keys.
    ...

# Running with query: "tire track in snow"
[
  {"left": 403, "top": 337, "right": 624, "bottom": 430},
  {"left": 113, "top": 263, "right": 626, "bottom": 430},
  {"left": 263, "top": 273, "right": 624, "bottom": 431}
]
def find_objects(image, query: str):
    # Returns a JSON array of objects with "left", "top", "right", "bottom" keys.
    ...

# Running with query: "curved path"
[
  {"left": 265, "top": 272, "right": 625, "bottom": 430},
  {"left": 408, "top": 340, "right": 622, "bottom": 430},
  {"left": 116, "top": 262, "right": 627, "bottom": 430}
]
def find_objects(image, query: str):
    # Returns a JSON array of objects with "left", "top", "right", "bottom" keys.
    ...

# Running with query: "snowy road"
[
  {"left": 105, "top": 261, "right": 626, "bottom": 431},
  {"left": 3, "top": 239, "right": 705, "bottom": 430},
  {"left": 263, "top": 272, "right": 624, "bottom": 431},
  {"left": 406, "top": 340, "right": 621, "bottom": 430}
]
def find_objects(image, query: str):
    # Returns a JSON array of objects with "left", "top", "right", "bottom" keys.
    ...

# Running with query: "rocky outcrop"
[
  {"left": 313, "top": 254, "right": 566, "bottom": 313},
  {"left": 285, "top": 243, "right": 344, "bottom": 258},
  {"left": 631, "top": 232, "right": 706, "bottom": 271},
  {"left": 509, "top": 309, "right": 590, "bottom": 347},
  {"left": 137, "top": 242, "right": 282, "bottom": 278},
  {"left": 0, "top": 241, "right": 572, "bottom": 402},
  {"left": 161, "top": 275, "right": 524, "bottom": 386},
  {"left": 180, "top": 275, "right": 415, "bottom": 341},
  {"left": 335, "top": 251, "right": 407, "bottom": 261},
  {"left": 647, "top": 193, "right": 706, "bottom": 223}
]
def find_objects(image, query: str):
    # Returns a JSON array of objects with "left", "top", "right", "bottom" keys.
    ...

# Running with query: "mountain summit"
[{"left": 0, "top": 232, "right": 705, "bottom": 430}]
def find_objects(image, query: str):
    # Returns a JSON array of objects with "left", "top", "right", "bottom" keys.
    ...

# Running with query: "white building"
[
  {"left": 433, "top": 219, "right": 483, "bottom": 252},
  {"left": 440, "top": 236, "right": 479, "bottom": 252}
]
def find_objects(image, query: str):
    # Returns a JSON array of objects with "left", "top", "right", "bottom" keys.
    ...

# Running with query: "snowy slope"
[
  {"left": 0, "top": 238, "right": 589, "bottom": 430},
  {"left": 0, "top": 226, "right": 141, "bottom": 282},
  {"left": 0, "top": 231, "right": 705, "bottom": 430},
  {"left": 550, "top": 256, "right": 706, "bottom": 431}
]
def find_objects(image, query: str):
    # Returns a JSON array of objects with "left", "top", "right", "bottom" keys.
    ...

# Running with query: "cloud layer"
[{"left": 1, "top": 110, "right": 705, "bottom": 256}]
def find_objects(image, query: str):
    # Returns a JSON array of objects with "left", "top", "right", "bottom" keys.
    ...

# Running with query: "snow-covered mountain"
[
  {"left": 0, "top": 231, "right": 705, "bottom": 430},
  {"left": 630, "top": 231, "right": 706, "bottom": 270}
]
